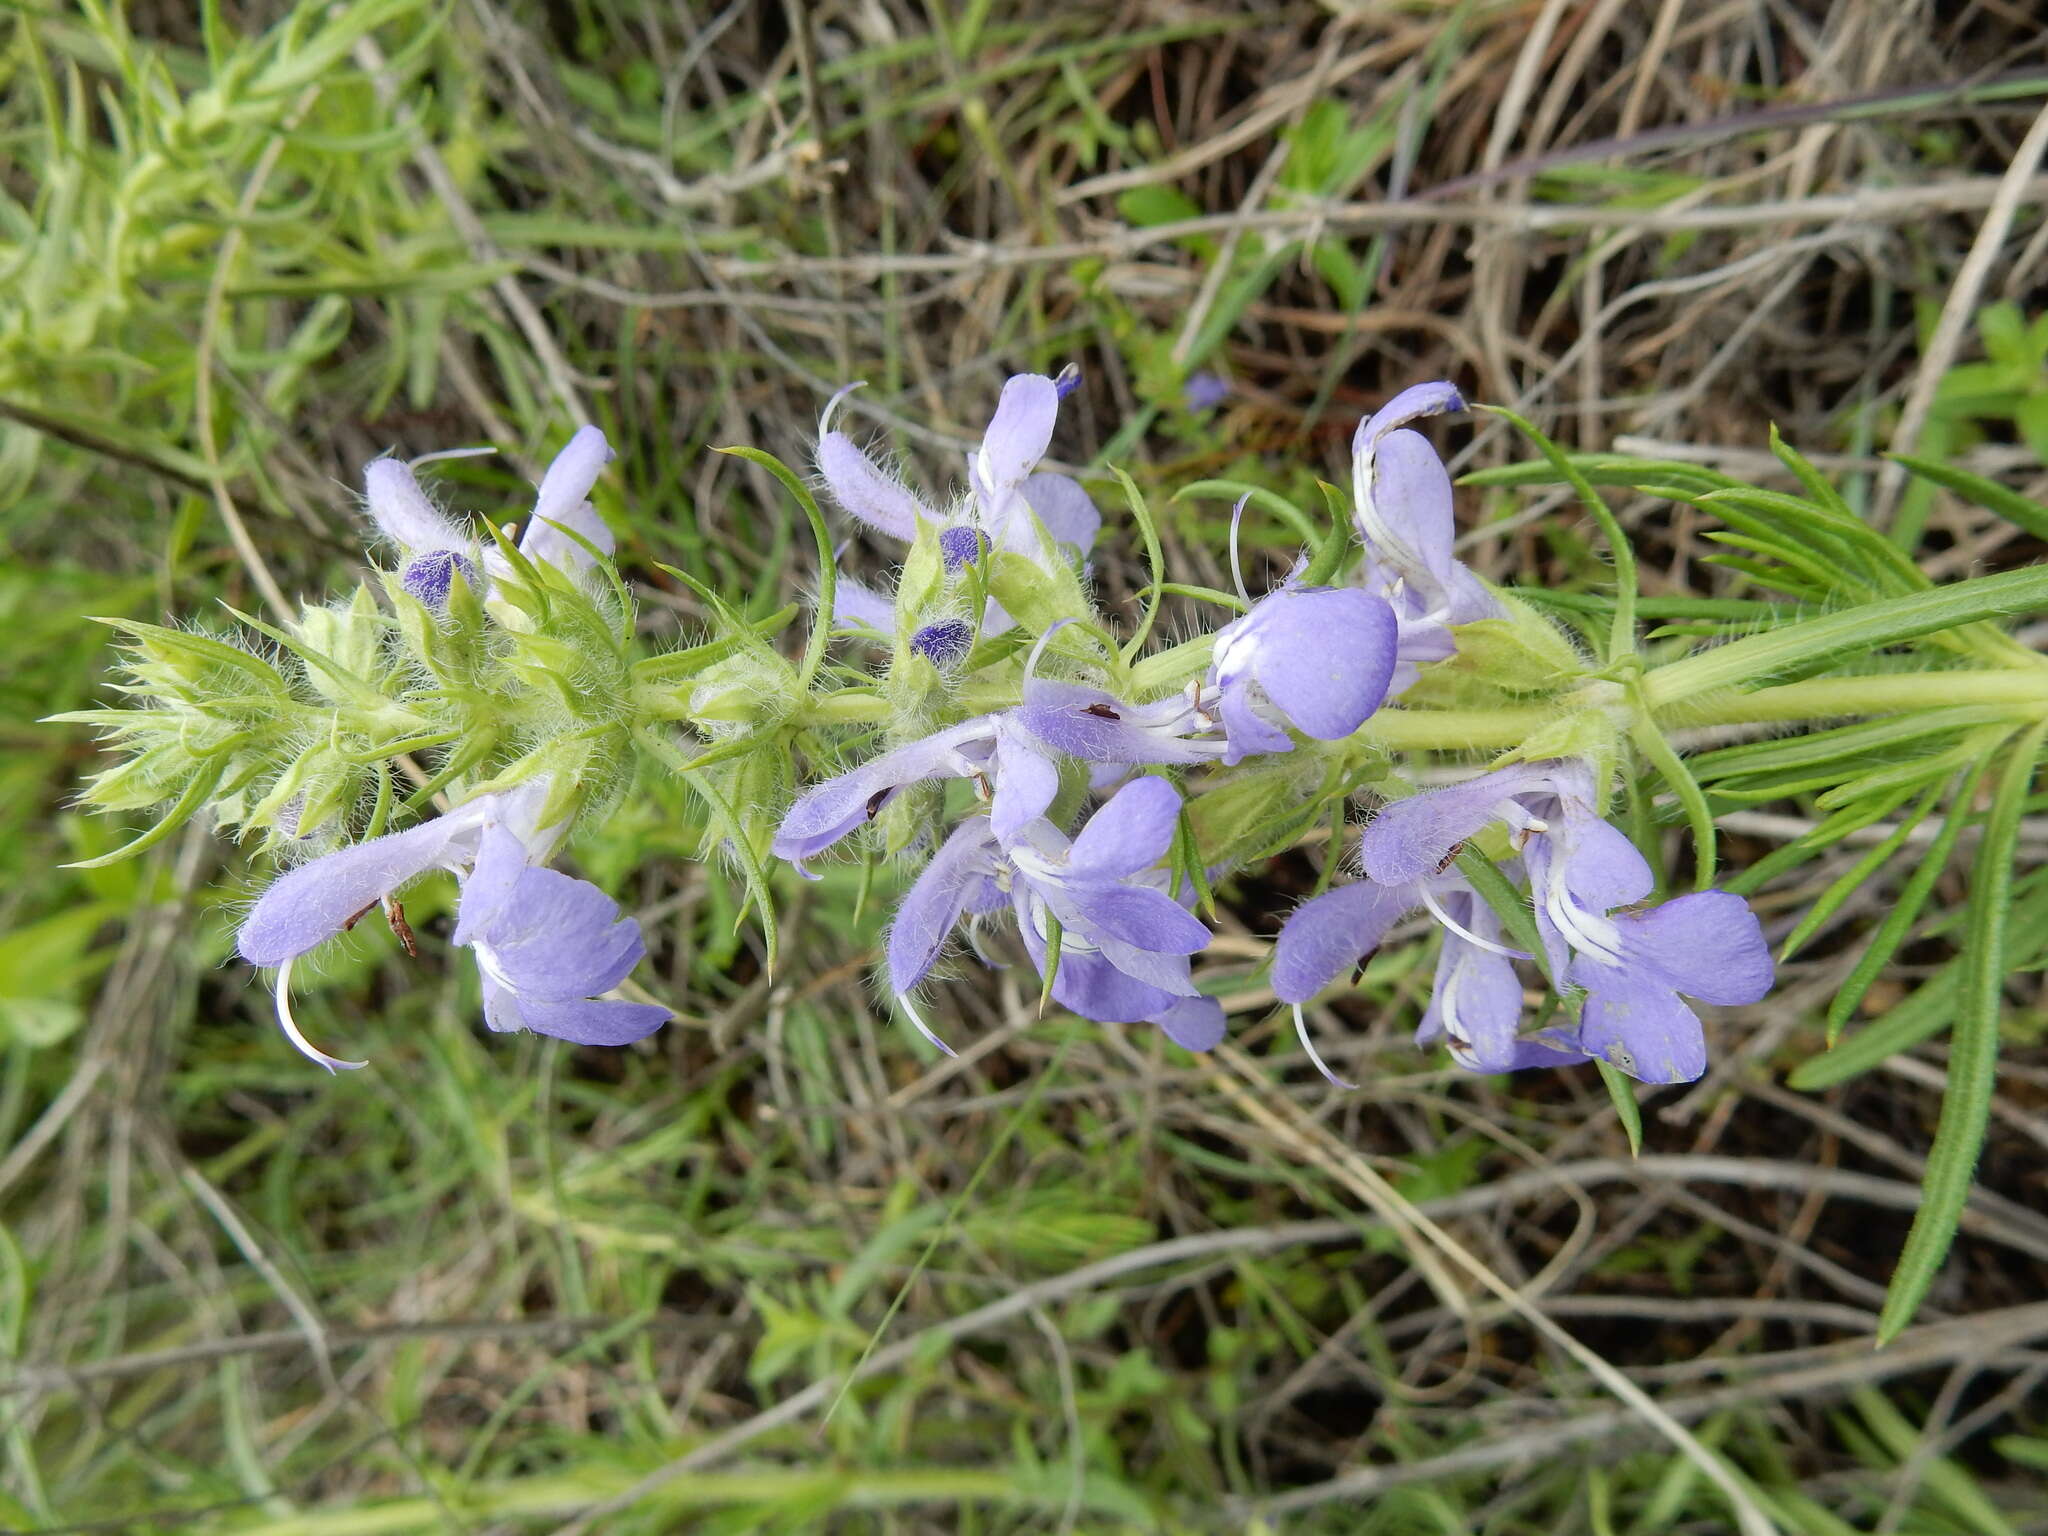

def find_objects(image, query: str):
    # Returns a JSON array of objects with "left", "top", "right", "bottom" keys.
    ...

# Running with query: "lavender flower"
[
  {"left": 775, "top": 663, "right": 1226, "bottom": 874},
  {"left": 237, "top": 784, "right": 665, "bottom": 1070},
  {"left": 887, "top": 777, "right": 1223, "bottom": 1054},
  {"left": 1350, "top": 383, "right": 1502, "bottom": 692},
  {"left": 1207, "top": 584, "right": 1398, "bottom": 765},
  {"left": 1011, "top": 676, "right": 1223, "bottom": 769},
  {"left": 505, "top": 424, "right": 618, "bottom": 576},
  {"left": 1354, "top": 758, "right": 1772, "bottom": 1081},
  {"left": 364, "top": 427, "right": 621, "bottom": 596},
  {"left": 772, "top": 714, "right": 1059, "bottom": 871},
  {"left": 1183, "top": 372, "right": 1229, "bottom": 413},
  {"left": 816, "top": 375, "right": 1102, "bottom": 571}
]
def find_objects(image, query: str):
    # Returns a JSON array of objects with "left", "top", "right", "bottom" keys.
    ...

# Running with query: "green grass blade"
[{"left": 1876, "top": 719, "right": 2046, "bottom": 1344}]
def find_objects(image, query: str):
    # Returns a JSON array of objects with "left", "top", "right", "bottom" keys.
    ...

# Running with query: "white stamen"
[
  {"left": 1293, "top": 1003, "right": 1357, "bottom": 1090},
  {"left": 1021, "top": 617, "right": 1077, "bottom": 688},
  {"left": 897, "top": 993, "right": 956, "bottom": 1057},
  {"left": 273, "top": 959, "right": 368, "bottom": 1074},
  {"left": 408, "top": 445, "right": 497, "bottom": 468},
  {"left": 1228, "top": 494, "right": 1252, "bottom": 608},
  {"left": 1542, "top": 880, "right": 1625, "bottom": 968},
  {"left": 1420, "top": 884, "right": 1527, "bottom": 959},
  {"left": 818, "top": 380, "right": 866, "bottom": 436}
]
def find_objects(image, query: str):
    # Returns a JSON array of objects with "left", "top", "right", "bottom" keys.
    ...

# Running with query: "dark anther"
[
  {"left": 865, "top": 788, "right": 891, "bottom": 820},
  {"left": 1082, "top": 703, "right": 1121, "bottom": 720}
]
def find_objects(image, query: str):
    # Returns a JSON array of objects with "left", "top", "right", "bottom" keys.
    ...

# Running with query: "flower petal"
[
  {"left": 772, "top": 717, "right": 995, "bottom": 866},
  {"left": 1150, "top": 995, "right": 1226, "bottom": 1051},
  {"left": 363, "top": 458, "right": 468, "bottom": 555},
  {"left": 988, "top": 718, "right": 1060, "bottom": 846},
  {"left": 887, "top": 818, "right": 999, "bottom": 995},
  {"left": 975, "top": 374, "right": 1058, "bottom": 498},
  {"left": 1217, "top": 678, "right": 1293, "bottom": 766},
  {"left": 1417, "top": 893, "right": 1527, "bottom": 1072},
  {"left": 532, "top": 425, "right": 612, "bottom": 530},
  {"left": 1045, "top": 947, "right": 1178, "bottom": 1023},
  {"left": 1247, "top": 587, "right": 1398, "bottom": 740},
  {"left": 522, "top": 426, "right": 617, "bottom": 572},
  {"left": 1354, "top": 382, "right": 1465, "bottom": 451},
  {"left": 1572, "top": 962, "right": 1708, "bottom": 1084},
  {"left": 1020, "top": 473, "right": 1101, "bottom": 553},
  {"left": 818, "top": 432, "right": 932, "bottom": 541},
  {"left": 451, "top": 822, "right": 528, "bottom": 947},
  {"left": 1059, "top": 881, "right": 1209, "bottom": 955},
  {"left": 1358, "top": 761, "right": 1557, "bottom": 887},
  {"left": 484, "top": 976, "right": 670, "bottom": 1046},
  {"left": 239, "top": 815, "right": 472, "bottom": 966},
  {"left": 1613, "top": 891, "right": 1773, "bottom": 1006},
  {"left": 833, "top": 575, "right": 897, "bottom": 632},
  {"left": 471, "top": 865, "right": 646, "bottom": 1000},
  {"left": 1270, "top": 879, "right": 1419, "bottom": 1004},
  {"left": 1015, "top": 679, "right": 1218, "bottom": 766},
  {"left": 1067, "top": 775, "right": 1181, "bottom": 877},
  {"left": 1363, "top": 429, "right": 1458, "bottom": 583}
]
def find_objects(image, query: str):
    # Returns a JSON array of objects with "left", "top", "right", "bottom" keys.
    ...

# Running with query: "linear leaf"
[
  {"left": 1642, "top": 566, "right": 2048, "bottom": 705},
  {"left": 1877, "top": 720, "right": 2045, "bottom": 1343}
]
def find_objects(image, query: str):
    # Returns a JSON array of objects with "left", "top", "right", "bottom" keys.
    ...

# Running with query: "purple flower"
[
  {"left": 1357, "top": 758, "right": 1773, "bottom": 1082},
  {"left": 815, "top": 375, "right": 1102, "bottom": 570},
  {"left": 364, "top": 427, "right": 620, "bottom": 594},
  {"left": 1269, "top": 867, "right": 1523, "bottom": 1082},
  {"left": 1012, "top": 676, "right": 1223, "bottom": 768},
  {"left": 364, "top": 457, "right": 472, "bottom": 559},
  {"left": 1183, "top": 372, "right": 1229, "bottom": 413},
  {"left": 1207, "top": 584, "right": 1399, "bottom": 765},
  {"left": 1349, "top": 383, "right": 1501, "bottom": 692},
  {"left": 1567, "top": 892, "right": 1771, "bottom": 1082},
  {"left": 772, "top": 714, "right": 1059, "bottom": 872},
  {"left": 886, "top": 777, "right": 1222, "bottom": 1054},
  {"left": 237, "top": 784, "right": 665, "bottom": 1070},
  {"left": 509, "top": 424, "right": 618, "bottom": 576}
]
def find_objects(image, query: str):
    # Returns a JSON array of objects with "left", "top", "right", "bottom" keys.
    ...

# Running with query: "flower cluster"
[
  {"left": 779, "top": 372, "right": 1772, "bottom": 1084},
  {"left": 222, "top": 433, "right": 668, "bottom": 1069},
  {"left": 65, "top": 368, "right": 1777, "bottom": 1088}
]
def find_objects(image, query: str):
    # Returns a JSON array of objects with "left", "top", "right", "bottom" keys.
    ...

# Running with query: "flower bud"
[
  {"left": 909, "top": 618, "right": 974, "bottom": 669},
  {"left": 401, "top": 548, "right": 480, "bottom": 608}
]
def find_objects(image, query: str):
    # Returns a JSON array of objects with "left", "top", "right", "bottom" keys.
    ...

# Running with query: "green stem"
[{"left": 796, "top": 668, "right": 2048, "bottom": 759}]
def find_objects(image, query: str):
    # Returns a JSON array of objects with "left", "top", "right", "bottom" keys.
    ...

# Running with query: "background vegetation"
[{"left": 3, "top": 1, "right": 2047, "bottom": 1530}]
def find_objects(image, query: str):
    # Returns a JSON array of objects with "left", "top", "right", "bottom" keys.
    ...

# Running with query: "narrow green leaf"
[
  {"left": 1627, "top": 683, "right": 1716, "bottom": 889},
  {"left": 62, "top": 760, "right": 224, "bottom": 869},
  {"left": 1808, "top": 760, "right": 1992, "bottom": 1065},
  {"left": 1877, "top": 720, "right": 2045, "bottom": 1344},
  {"left": 1643, "top": 566, "right": 2048, "bottom": 705},
  {"left": 1111, "top": 465, "right": 1166, "bottom": 663},
  {"left": 715, "top": 446, "right": 836, "bottom": 694},
  {"left": 1596, "top": 1061, "right": 1643, "bottom": 1158},
  {"left": 1477, "top": 405, "right": 1638, "bottom": 662},
  {"left": 1780, "top": 780, "right": 1943, "bottom": 973},
  {"left": 1888, "top": 452, "right": 2048, "bottom": 542}
]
